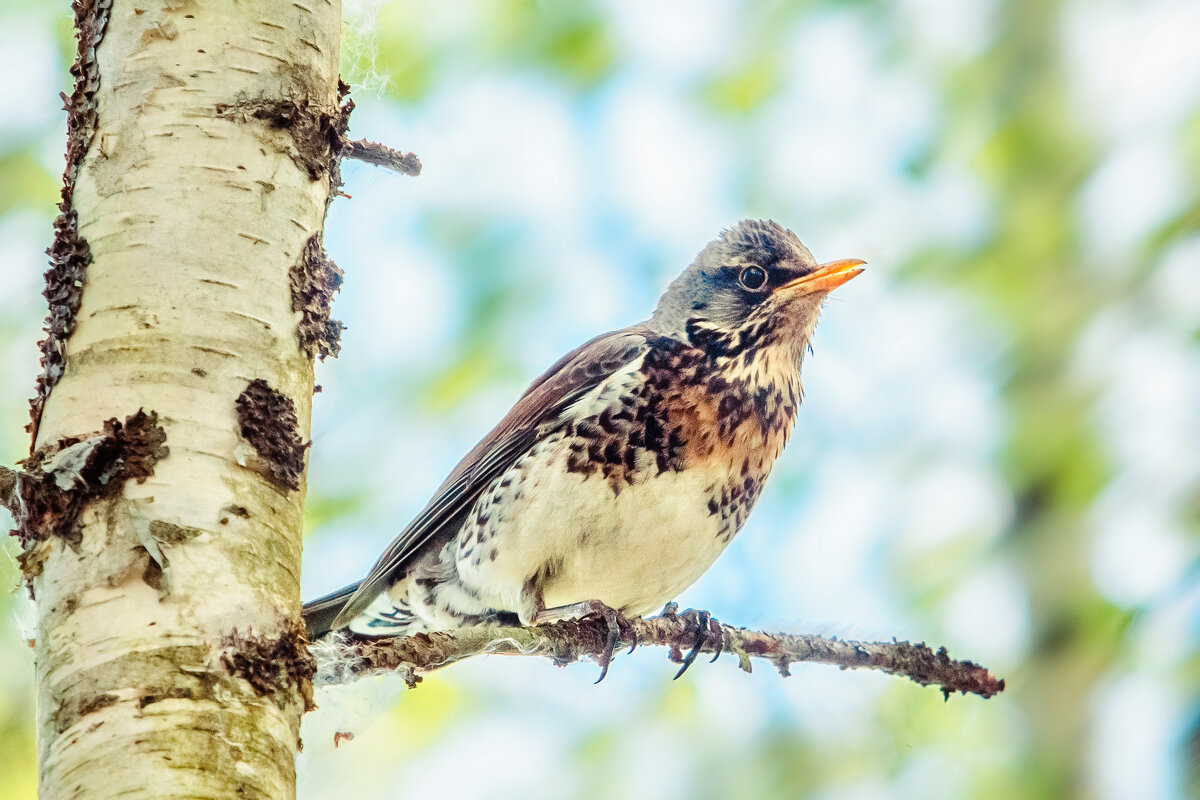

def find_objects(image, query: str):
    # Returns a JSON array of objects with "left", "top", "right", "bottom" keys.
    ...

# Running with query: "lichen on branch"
[
  {"left": 310, "top": 606, "right": 1006, "bottom": 700},
  {"left": 341, "top": 138, "right": 421, "bottom": 176}
]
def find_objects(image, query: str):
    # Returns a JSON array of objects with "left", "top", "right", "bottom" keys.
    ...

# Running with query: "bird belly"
[
  {"left": 541, "top": 465, "right": 735, "bottom": 617},
  {"left": 454, "top": 432, "right": 745, "bottom": 621}
]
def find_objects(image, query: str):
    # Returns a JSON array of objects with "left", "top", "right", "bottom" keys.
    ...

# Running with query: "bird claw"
[
  {"left": 672, "top": 608, "right": 723, "bottom": 680},
  {"left": 708, "top": 616, "right": 724, "bottom": 663},
  {"left": 577, "top": 600, "right": 635, "bottom": 684},
  {"left": 594, "top": 603, "right": 637, "bottom": 683},
  {"left": 533, "top": 599, "right": 636, "bottom": 683}
]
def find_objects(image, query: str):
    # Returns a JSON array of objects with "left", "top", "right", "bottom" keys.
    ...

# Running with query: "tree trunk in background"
[{"left": 28, "top": 1, "right": 342, "bottom": 797}]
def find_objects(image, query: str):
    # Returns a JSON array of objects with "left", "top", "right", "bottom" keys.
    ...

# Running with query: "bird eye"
[{"left": 739, "top": 266, "right": 768, "bottom": 290}]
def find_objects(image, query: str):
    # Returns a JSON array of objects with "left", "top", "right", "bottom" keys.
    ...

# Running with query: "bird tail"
[{"left": 302, "top": 581, "right": 361, "bottom": 639}]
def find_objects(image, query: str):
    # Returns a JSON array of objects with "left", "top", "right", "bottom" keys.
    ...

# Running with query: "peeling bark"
[
  {"left": 222, "top": 621, "right": 318, "bottom": 712},
  {"left": 236, "top": 379, "right": 310, "bottom": 492},
  {"left": 29, "top": 0, "right": 113, "bottom": 442},
  {"left": 10, "top": 409, "right": 167, "bottom": 587},
  {"left": 29, "top": 1, "right": 343, "bottom": 797},
  {"left": 291, "top": 235, "right": 345, "bottom": 361}
]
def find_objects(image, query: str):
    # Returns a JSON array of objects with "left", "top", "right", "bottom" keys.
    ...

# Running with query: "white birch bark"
[{"left": 31, "top": 1, "right": 341, "bottom": 797}]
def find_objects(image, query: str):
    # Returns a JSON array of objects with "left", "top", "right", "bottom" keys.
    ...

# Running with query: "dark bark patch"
[
  {"left": 50, "top": 691, "right": 119, "bottom": 735},
  {"left": 11, "top": 409, "right": 168, "bottom": 552},
  {"left": 148, "top": 519, "right": 204, "bottom": 545},
  {"left": 132, "top": 545, "right": 166, "bottom": 593},
  {"left": 218, "top": 504, "right": 251, "bottom": 525},
  {"left": 213, "top": 88, "right": 352, "bottom": 182},
  {"left": 221, "top": 623, "right": 317, "bottom": 711},
  {"left": 28, "top": 0, "right": 114, "bottom": 444},
  {"left": 49, "top": 645, "right": 216, "bottom": 734},
  {"left": 136, "top": 686, "right": 195, "bottom": 710},
  {"left": 235, "top": 380, "right": 309, "bottom": 492},
  {"left": 291, "top": 235, "right": 344, "bottom": 360}
]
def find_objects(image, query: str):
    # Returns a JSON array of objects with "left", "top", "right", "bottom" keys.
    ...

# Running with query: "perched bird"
[{"left": 304, "top": 219, "right": 863, "bottom": 678}]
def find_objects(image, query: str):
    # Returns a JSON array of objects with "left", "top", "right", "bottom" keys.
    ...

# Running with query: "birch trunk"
[{"left": 29, "top": 1, "right": 342, "bottom": 797}]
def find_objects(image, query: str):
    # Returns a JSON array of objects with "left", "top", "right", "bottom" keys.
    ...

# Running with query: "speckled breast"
[{"left": 452, "top": 336, "right": 803, "bottom": 619}]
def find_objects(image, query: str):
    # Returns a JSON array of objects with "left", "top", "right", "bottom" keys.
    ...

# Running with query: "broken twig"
[{"left": 341, "top": 139, "right": 421, "bottom": 176}]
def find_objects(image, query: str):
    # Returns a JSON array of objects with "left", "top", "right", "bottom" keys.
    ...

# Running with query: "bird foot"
[
  {"left": 533, "top": 599, "right": 636, "bottom": 683},
  {"left": 668, "top": 607, "right": 724, "bottom": 680}
]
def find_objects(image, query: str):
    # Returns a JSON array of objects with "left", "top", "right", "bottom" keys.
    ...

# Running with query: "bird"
[{"left": 303, "top": 219, "right": 863, "bottom": 680}]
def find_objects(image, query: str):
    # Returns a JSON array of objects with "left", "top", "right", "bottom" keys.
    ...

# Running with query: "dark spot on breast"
[
  {"left": 717, "top": 394, "right": 741, "bottom": 421},
  {"left": 576, "top": 420, "right": 603, "bottom": 439},
  {"left": 643, "top": 414, "right": 664, "bottom": 450}
]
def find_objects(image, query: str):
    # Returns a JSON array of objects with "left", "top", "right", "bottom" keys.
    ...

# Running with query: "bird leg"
[
  {"left": 670, "top": 607, "right": 725, "bottom": 680},
  {"left": 533, "top": 599, "right": 636, "bottom": 683}
]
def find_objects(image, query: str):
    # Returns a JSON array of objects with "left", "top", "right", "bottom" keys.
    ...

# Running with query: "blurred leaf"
[
  {"left": 1005, "top": 389, "right": 1110, "bottom": 510},
  {"left": 0, "top": 149, "right": 58, "bottom": 217},
  {"left": 701, "top": 57, "right": 782, "bottom": 115},
  {"left": 537, "top": 16, "right": 616, "bottom": 84},
  {"left": 386, "top": 674, "right": 462, "bottom": 735},
  {"left": 368, "top": 1, "right": 436, "bottom": 102},
  {"left": 419, "top": 346, "right": 506, "bottom": 412},
  {"left": 1141, "top": 196, "right": 1200, "bottom": 260},
  {"left": 303, "top": 490, "right": 371, "bottom": 535},
  {"left": 486, "top": 0, "right": 616, "bottom": 87}
]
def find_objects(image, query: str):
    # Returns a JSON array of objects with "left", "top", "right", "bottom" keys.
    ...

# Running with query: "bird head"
[{"left": 650, "top": 220, "right": 864, "bottom": 361}]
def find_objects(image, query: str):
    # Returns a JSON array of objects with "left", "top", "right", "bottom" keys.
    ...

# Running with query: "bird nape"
[{"left": 303, "top": 219, "right": 864, "bottom": 681}]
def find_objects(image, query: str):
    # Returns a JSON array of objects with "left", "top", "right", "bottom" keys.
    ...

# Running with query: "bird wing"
[{"left": 323, "top": 327, "right": 652, "bottom": 631}]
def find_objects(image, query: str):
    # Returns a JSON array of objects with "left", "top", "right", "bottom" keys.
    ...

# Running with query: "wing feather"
[{"left": 323, "top": 327, "right": 651, "bottom": 630}]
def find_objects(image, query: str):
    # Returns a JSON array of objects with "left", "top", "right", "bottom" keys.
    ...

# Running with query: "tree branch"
[
  {"left": 341, "top": 138, "right": 422, "bottom": 176},
  {"left": 310, "top": 606, "right": 1006, "bottom": 700}
]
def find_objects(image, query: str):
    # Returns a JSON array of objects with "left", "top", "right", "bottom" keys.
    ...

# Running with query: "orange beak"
[{"left": 778, "top": 258, "right": 866, "bottom": 295}]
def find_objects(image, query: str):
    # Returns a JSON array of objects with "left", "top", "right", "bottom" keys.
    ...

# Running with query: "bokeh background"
[{"left": 2, "top": 0, "right": 1198, "bottom": 797}]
